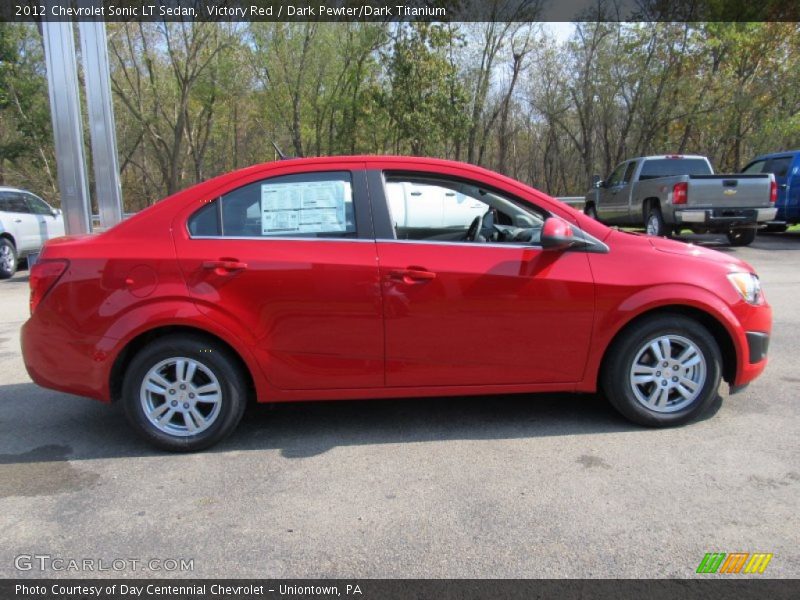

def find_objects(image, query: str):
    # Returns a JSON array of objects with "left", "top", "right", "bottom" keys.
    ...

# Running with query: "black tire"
[
  {"left": 584, "top": 203, "right": 598, "bottom": 220},
  {"left": 601, "top": 315, "right": 722, "bottom": 427},
  {"left": 726, "top": 228, "right": 757, "bottom": 246},
  {"left": 122, "top": 334, "right": 248, "bottom": 451},
  {"left": 0, "top": 238, "right": 18, "bottom": 279},
  {"left": 644, "top": 204, "right": 669, "bottom": 237}
]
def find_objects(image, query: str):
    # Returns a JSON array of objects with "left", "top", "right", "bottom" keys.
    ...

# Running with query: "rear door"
[
  {"left": 173, "top": 166, "right": 385, "bottom": 391},
  {"left": 0, "top": 192, "right": 39, "bottom": 252},
  {"left": 369, "top": 169, "right": 595, "bottom": 387}
]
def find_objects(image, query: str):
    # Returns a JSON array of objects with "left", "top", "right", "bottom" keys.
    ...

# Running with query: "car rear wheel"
[
  {"left": 602, "top": 315, "right": 721, "bottom": 427},
  {"left": 0, "top": 238, "right": 17, "bottom": 279},
  {"left": 644, "top": 205, "right": 668, "bottom": 237},
  {"left": 122, "top": 335, "right": 247, "bottom": 451},
  {"left": 726, "top": 228, "right": 757, "bottom": 246}
]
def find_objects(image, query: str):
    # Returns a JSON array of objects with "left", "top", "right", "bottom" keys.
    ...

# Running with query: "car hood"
[{"left": 647, "top": 235, "right": 754, "bottom": 273}]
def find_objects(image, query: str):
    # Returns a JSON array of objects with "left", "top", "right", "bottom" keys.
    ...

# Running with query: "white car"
[{"left": 0, "top": 187, "right": 65, "bottom": 278}]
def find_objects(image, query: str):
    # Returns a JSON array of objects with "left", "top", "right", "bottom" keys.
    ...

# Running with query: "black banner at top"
[{"left": 2, "top": 0, "right": 800, "bottom": 23}]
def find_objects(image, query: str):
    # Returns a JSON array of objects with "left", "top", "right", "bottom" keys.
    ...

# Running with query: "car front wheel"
[
  {"left": 122, "top": 335, "right": 248, "bottom": 451},
  {"left": 602, "top": 315, "right": 722, "bottom": 427}
]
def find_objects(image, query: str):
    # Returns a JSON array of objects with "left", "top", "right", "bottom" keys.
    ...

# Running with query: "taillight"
[
  {"left": 770, "top": 180, "right": 777, "bottom": 203},
  {"left": 673, "top": 182, "right": 688, "bottom": 205},
  {"left": 29, "top": 259, "right": 68, "bottom": 315}
]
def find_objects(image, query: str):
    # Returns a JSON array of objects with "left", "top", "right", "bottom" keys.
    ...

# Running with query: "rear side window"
[
  {"left": 742, "top": 159, "right": 766, "bottom": 174},
  {"left": 639, "top": 159, "right": 712, "bottom": 179},
  {"left": 188, "top": 171, "right": 356, "bottom": 238},
  {"left": 764, "top": 157, "right": 792, "bottom": 178},
  {"left": 0, "top": 193, "right": 31, "bottom": 213}
]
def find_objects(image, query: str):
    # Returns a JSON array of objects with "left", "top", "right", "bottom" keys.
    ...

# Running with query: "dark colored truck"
[
  {"left": 584, "top": 155, "right": 777, "bottom": 246},
  {"left": 742, "top": 150, "right": 800, "bottom": 231}
]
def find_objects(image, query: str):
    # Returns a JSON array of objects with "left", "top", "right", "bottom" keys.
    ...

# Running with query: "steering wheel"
[{"left": 466, "top": 214, "right": 484, "bottom": 242}]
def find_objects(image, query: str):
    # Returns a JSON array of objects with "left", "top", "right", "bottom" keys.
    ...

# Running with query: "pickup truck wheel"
[
  {"left": 584, "top": 204, "right": 598, "bottom": 220},
  {"left": 122, "top": 335, "right": 248, "bottom": 452},
  {"left": 726, "top": 228, "right": 756, "bottom": 246},
  {"left": 0, "top": 238, "right": 18, "bottom": 279},
  {"left": 602, "top": 315, "right": 722, "bottom": 427},
  {"left": 645, "top": 206, "right": 668, "bottom": 237}
]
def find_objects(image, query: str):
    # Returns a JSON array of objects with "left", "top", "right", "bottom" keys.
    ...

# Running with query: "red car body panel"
[{"left": 21, "top": 156, "right": 771, "bottom": 406}]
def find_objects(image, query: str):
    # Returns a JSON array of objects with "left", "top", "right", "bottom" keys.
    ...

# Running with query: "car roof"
[
  {"left": 0, "top": 186, "right": 30, "bottom": 193},
  {"left": 747, "top": 150, "right": 800, "bottom": 161},
  {"left": 635, "top": 155, "right": 708, "bottom": 161}
]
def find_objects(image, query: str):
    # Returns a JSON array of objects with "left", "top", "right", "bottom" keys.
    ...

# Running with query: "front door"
[
  {"left": 373, "top": 174, "right": 595, "bottom": 387},
  {"left": 597, "top": 161, "right": 630, "bottom": 224},
  {"left": 173, "top": 168, "right": 384, "bottom": 391}
]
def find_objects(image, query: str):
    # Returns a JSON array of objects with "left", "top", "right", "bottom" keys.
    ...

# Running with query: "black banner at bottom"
[{"left": 3, "top": 579, "right": 799, "bottom": 600}]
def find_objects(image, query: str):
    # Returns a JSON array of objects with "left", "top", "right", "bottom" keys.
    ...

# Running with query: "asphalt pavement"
[{"left": 1, "top": 231, "right": 798, "bottom": 578}]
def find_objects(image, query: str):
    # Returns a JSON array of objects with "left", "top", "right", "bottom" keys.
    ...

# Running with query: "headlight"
[{"left": 727, "top": 272, "right": 763, "bottom": 305}]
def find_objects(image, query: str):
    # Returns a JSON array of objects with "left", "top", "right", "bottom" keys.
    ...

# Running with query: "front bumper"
[
  {"left": 675, "top": 207, "right": 777, "bottom": 228},
  {"left": 746, "top": 331, "right": 769, "bottom": 364}
]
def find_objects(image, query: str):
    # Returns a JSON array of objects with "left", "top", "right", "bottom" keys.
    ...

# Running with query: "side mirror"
[
  {"left": 540, "top": 217, "right": 575, "bottom": 251},
  {"left": 592, "top": 175, "right": 603, "bottom": 188},
  {"left": 52, "top": 208, "right": 61, "bottom": 217}
]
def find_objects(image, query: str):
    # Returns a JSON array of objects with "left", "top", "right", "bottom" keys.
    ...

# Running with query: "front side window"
[
  {"left": 623, "top": 162, "right": 637, "bottom": 184},
  {"left": 384, "top": 175, "right": 546, "bottom": 244},
  {"left": 25, "top": 194, "right": 53, "bottom": 215},
  {"left": 188, "top": 171, "right": 356, "bottom": 238},
  {"left": 606, "top": 163, "right": 627, "bottom": 187}
]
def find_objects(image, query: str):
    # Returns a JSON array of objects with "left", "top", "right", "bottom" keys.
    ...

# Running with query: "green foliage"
[{"left": 0, "top": 23, "right": 54, "bottom": 195}]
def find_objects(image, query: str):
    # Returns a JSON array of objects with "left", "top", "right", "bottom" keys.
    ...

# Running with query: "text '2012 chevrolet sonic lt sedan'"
[{"left": 21, "top": 157, "right": 771, "bottom": 451}]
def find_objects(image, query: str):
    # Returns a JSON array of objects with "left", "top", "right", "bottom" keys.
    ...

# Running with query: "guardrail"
[
  {"left": 555, "top": 197, "right": 585, "bottom": 209},
  {"left": 91, "top": 213, "right": 135, "bottom": 229}
]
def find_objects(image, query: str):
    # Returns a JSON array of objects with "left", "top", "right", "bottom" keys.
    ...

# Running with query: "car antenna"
[{"left": 271, "top": 141, "right": 288, "bottom": 160}]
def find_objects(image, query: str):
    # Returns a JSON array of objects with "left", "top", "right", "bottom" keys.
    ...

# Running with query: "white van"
[
  {"left": 0, "top": 187, "right": 65, "bottom": 278},
  {"left": 386, "top": 180, "right": 488, "bottom": 238}
]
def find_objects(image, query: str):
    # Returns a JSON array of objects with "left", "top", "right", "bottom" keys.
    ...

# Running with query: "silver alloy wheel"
[
  {"left": 645, "top": 213, "right": 660, "bottom": 236},
  {"left": 629, "top": 334, "right": 707, "bottom": 413},
  {"left": 1, "top": 245, "right": 13, "bottom": 271},
  {"left": 140, "top": 357, "right": 222, "bottom": 437}
]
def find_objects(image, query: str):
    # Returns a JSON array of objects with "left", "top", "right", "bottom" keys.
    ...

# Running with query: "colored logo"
[{"left": 696, "top": 552, "right": 773, "bottom": 574}]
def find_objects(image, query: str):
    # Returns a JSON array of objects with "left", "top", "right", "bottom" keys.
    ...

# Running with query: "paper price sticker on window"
[{"left": 261, "top": 180, "right": 350, "bottom": 235}]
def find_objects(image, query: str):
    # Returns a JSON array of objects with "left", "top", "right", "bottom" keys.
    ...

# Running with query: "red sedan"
[{"left": 21, "top": 157, "right": 771, "bottom": 451}]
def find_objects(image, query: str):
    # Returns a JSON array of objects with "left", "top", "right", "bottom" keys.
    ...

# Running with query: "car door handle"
[
  {"left": 13, "top": 218, "right": 22, "bottom": 223},
  {"left": 202, "top": 259, "right": 248, "bottom": 272},
  {"left": 388, "top": 268, "right": 436, "bottom": 284}
]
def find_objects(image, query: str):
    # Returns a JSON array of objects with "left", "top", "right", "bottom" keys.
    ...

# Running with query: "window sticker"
[{"left": 260, "top": 180, "right": 350, "bottom": 234}]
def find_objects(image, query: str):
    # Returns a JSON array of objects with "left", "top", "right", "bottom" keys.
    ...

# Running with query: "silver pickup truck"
[{"left": 583, "top": 155, "right": 777, "bottom": 246}]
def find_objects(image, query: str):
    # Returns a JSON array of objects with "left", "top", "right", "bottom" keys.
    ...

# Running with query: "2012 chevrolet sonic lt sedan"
[{"left": 21, "top": 157, "right": 771, "bottom": 451}]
